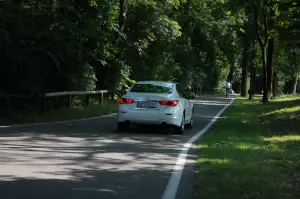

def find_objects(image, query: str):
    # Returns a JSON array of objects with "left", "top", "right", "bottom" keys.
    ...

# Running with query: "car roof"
[{"left": 134, "top": 81, "right": 176, "bottom": 85}]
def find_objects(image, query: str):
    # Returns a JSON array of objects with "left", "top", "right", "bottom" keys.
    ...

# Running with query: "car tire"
[
  {"left": 186, "top": 118, "right": 193, "bottom": 129},
  {"left": 175, "top": 113, "right": 185, "bottom": 134},
  {"left": 118, "top": 122, "right": 129, "bottom": 132}
]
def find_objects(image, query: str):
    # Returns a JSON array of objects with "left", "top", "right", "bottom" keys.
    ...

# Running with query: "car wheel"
[
  {"left": 175, "top": 113, "right": 185, "bottom": 134},
  {"left": 118, "top": 122, "right": 129, "bottom": 132},
  {"left": 186, "top": 118, "right": 193, "bottom": 129}
]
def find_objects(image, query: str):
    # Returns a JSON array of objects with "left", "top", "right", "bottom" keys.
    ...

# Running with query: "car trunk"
[{"left": 124, "top": 93, "right": 172, "bottom": 111}]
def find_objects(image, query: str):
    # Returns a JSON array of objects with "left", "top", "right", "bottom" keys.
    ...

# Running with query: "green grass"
[
  {"left": 196, "top": 96, "right": 300, "bottom": 199},
  {"left": 2, "top": 100, "right": 118, "bottom": 125}
]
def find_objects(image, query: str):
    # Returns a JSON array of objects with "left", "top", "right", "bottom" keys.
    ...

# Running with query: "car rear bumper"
[{"left": 117, "top": 106, "right": 182, "bottom": 127}]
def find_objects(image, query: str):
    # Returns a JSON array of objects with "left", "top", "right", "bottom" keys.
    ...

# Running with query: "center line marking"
[{"left": 162, "top": 98, "right": 235, "bottom": 199}]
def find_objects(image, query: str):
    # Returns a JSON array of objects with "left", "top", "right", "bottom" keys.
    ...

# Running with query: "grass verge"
[
  {"left": 1, "top": 100, "right": 118, "bottom": 125},
  {"left": 196, "top": 95, "right": 300, "bottom": 199}
]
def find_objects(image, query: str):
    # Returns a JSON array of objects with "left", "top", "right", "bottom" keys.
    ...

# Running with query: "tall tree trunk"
[
  {"left": 119, "top": 0, "right": 127, "bottom": 32},
  {"left": 109, "top": 0, "right": 127, "bottom": 90},
  {"left": 266, "top": 38, "right": 274, "bottom": 96},
  {"left": 283, "top": 77, "right": 298, "bottom": 94},
  {"left": 12, "top": 0, "right": 21, "bottom": 11},
  {"left": 291, "top": 77, "right": 298, "bottom": 94},
  {"left": 241, "top": 40, "right": 250, "bottom": 97},
  {"left": 249, "top": 44, "right": 257, "bottom": 100},
  {"left": 249, "top": 61, "right": 257, "bottom": 100},
  {"left": 253, "top": 0, "right": 269, "bottom": 103},
  {"left": 12, "top": 0, "right": 20, "bottom": 4},
  {"left": 272, "top": 71, "right": 278, "bottom": 97},
  {"left": 74, "top": 0, "right": 90, "bottom": 11},
  {"left": 266, "top": 8, "right": 275, "bottom": 96},
  {"left": 261, "top": 46, "right": 269, "bottom": 103}
]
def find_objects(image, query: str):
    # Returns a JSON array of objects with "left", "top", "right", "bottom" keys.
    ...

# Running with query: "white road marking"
[
  {"left": 0, "top": 113, "right": 117, "bottom": 128},
  {"left": 162, "top": 98, "right": 235, "bottom": 199}
]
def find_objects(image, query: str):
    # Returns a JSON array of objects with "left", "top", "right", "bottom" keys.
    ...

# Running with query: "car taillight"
[
  {"left": 119, "top": 97, "right": 135, "bottom": 104},
  {"left": 159, "top": 100, "right": 178, "bottom": 107}
]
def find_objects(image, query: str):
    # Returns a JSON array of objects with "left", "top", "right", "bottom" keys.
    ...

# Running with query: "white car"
[{"left": 117, "top": 81, "right": 194, "bottom": 134}]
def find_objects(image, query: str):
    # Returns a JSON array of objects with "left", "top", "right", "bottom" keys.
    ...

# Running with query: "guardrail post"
[
  {"left": 100, "top": 92, "right": 104, "bottom": 104},
  {"left": 199, "top": 87, "right": 202, "bottom": 97},
  {"left": 85, "top": 94, "right": 90, "bottom": 107},
  {"left": 110, "top": 92, "right": 114, "bottom": 100},
  {"left": 40, "top": 95, "right": 45, "bottom": 114},
  {"left": 68, "top": 94, "right": 72, "bottom": 108}
]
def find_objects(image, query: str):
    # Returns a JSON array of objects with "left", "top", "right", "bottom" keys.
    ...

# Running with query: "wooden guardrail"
[
  {"left": 45, "top": 90, "right": 110, "bottom": 108},
  {"left": 0, "top": 87, "right": 226, "bottom": 117},
  {"left": 45, "top": 90, "right": 108, "bottom": 97},
  {"left": 0, "top": 89, "right": 126, "bottom": 116}
]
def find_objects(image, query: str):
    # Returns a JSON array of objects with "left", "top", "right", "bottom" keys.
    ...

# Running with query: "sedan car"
[{"left": 117, "top": 81, "right": 194, "bottom": 134}]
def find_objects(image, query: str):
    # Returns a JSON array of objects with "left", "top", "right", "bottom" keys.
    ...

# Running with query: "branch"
[
  {"left": 41, "top": 49, "right": 60, "bottom": 70},
  {"left": 204, "top": 53, "right": 209, "bottom": 64}
]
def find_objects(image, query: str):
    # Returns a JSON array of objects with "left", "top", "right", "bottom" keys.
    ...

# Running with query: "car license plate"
[{"left": 137, "top": 101, "right": 157, "bottom": 108}]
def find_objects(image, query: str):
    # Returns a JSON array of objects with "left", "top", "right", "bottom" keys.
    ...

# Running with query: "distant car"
[{"left": 117, "top": 81, "right": 194, "bottom": 134}]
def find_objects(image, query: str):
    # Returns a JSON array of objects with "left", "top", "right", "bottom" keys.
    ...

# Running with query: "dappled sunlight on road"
[
  {"left": 0, "top": 94, "right": 232, "bottom": 199},
  {"left": 0, "top": 133, "right": 181, "bottom": 182},
  {"left": 192, "top": 99, "right": 229, "bottom": 106}
]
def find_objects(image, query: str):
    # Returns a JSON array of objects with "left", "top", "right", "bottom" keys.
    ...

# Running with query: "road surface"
[{"left": 0, "top": 95, "right": 234, "bottom": 199}]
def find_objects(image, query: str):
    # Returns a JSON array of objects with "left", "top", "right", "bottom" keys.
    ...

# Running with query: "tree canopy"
[{"left": 0, "top": 0, "right": 299, "bottom": 100}]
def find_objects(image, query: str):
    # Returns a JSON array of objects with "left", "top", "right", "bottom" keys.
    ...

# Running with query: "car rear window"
[{"left": 129, "top": 83, "right": 173, "bottom": 94}]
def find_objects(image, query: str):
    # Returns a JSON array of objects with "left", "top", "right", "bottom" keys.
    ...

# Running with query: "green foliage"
[
  {"left": 0, "top": 0, "right": 250, "bottom": 95},
  {"left": 285, "top": 45, "right": 300, "bottom": 79},
  {"left": 1, "top": 0, "right": 299, "bottom": 100}
]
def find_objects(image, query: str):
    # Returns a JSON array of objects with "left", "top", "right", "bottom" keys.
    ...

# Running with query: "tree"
[
  {"left": 250, "top": 0, "right": 281, "bottom": 102},
  {"left": 2, "top": 0, "right": 300, "bottom": 115},
  {"left": 240, "top": 4, "right": 256, "bottom": 97}
]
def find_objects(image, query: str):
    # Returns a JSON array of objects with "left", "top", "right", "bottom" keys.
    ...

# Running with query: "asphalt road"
[{"left": 0, "top": 95, "right": 234, "bottom": 199}]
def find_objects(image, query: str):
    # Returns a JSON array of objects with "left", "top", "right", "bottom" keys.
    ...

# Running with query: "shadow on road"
[
  {"left": 0, "top": 124, "right": 200, "bottom": 199},
  {"left": 0, "top": 95, "right": 231, "bottom": 199}
]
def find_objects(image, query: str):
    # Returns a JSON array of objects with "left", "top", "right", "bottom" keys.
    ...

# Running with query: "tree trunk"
[
  {"left": 110, "top": 0, "right": 127, "bottom": 90},
  {"left": 12, "top": 0, "right": 20, "bottom": 4},
  {"left": 73, "top": 0, "right": 90, "bottom": 11},
  {"left": 291, "top": 77, "right": 298, "bottom": 94},
  {"left": 283, "top": 77, "right": 298, "bottom": 95},
  {"left": 240, "top": 67, "right": 248, "bottom": 97},
  {"left": 240, "top": 10, "right": 253, "bottom": 98},
  {"left": 12, "top": 0, "right": 21, "bottom": 11},
  {"left": 261, "top": 46, "right": 269, "bottom": 103},
  {"left": 253, "top": 1, "right": 268, "bottom": 102},
  {"left": 240, "top": 40, "right": 250, "bottom": 97},
  {"left": 249, "top": 59, "right": 255, "bottom": 100},
  {"left": 266, "top": 38, "right": 274, "bottom": 95},
  {"left": 119, "top": 0, "right": 127, "bottom": 32},
  {"left": 266, "top": 8, "right": 275, "bottom": 96},
  {"left": 272, "top": 71, "right": 278, "bottom": 97}
]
